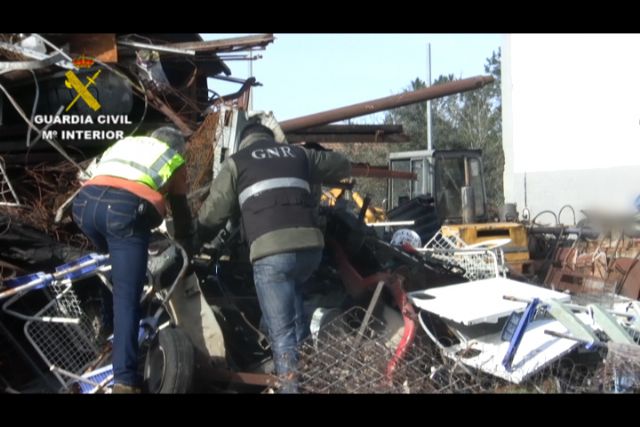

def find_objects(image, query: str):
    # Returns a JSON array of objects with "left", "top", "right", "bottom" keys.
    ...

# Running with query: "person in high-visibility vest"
[{"left": 71, "top": 127, "right": 194, "bottom": 393}]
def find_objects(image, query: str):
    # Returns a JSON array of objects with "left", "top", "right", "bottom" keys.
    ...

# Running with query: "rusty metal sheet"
[
  {"left": 544, "top": 247, "right": 611, "bottom": 295},
  {"left": 65, "top": 34, "right": 118, "bottom": 63},
  {"left": 545, "top": 246, "right": 640, "bottom": 300}
]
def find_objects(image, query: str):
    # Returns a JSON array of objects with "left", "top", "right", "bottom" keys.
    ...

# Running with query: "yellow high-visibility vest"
[{"left": 93, "top": 136, "right": 185, "bottom": 190}]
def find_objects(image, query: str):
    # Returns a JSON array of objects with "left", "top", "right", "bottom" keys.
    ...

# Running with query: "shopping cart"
[
  {"left": 1, "top": 239, "right": 192, "bottom": 394},
  {"left": 414, "top": 231, "right": 509, "bottom": 280},
  {"left": 0, "top": 253, "right": 112, "bottom": 392}
]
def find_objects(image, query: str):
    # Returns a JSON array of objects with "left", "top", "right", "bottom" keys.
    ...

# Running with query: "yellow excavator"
[
  {"left": 321, "top": 187, "right": 387, "bottom": 224},
  {"left": 385, "top": 148, "right": 530, "bottom": 272}
]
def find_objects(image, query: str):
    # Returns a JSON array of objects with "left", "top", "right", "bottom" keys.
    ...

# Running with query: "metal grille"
[
  {"left": 295, "top": 305, "right": 640, "bottom": 393},
  {"left": 24, "top": 281, "right": 99, "bottom": 389},
  {"left": 419, "top": 231, "right": 506, "bottom": 280},
  {"left": 297, "top": 307, "right": 433, "bottom": 393}
]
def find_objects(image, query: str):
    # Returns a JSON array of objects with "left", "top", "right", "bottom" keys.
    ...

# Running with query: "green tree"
[{"left": 384, "top": 49, "right": 504, "bottom": 212}]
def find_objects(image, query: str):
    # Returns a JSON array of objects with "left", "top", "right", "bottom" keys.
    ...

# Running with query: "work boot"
[{"left": 111, "top": 383, "right": 141, "bottom": 394}]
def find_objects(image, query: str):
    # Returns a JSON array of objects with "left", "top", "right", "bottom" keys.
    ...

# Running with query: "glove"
[{"left": 247, "top": 110, "right": 287, "bottom": 144}]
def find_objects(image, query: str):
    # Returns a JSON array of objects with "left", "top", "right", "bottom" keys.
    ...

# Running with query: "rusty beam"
[
  {"left": 209, "top": 368, "right": 277, "bottom": 387},
  {"left": 288, "top": 133, "right": 410, "bottom": 144},
  {"left": 287, "top": 124, "right": 409, "bottom": 144},
  {"left": 281, "top": 75, "right": 495, "bottom": 133},
  {"left": 351, "top": 165, "right": 416, "bottom": 180},
  {"left": 296, "top": 125, "right": 404, "bottom": 134},
  {"left": 166, "top": 34, "right": 275, "bottom": 53}
]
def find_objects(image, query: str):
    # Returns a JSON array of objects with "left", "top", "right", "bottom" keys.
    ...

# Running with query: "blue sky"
[{"left": 203, "top": 34, "right": 503, "bottom": 122}]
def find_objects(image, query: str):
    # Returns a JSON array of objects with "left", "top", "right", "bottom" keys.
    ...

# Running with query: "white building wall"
[{"left": 502, "top": 34, "right": 640, "bottom": 222}]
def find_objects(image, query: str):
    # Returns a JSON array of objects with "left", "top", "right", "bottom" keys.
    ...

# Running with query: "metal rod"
[
  {"left": 354, "top": 280, "right": 385, "bottom": 348},
  {"left": 167, "top": 34, "right": 275, "bottom": 53},
  {"left": 426, "top": 42, "right": 433, "bottom": 151},
  {"left": 281, "top": 75, "right": 494, "bottom": 132},
  {"left": 543, "top": 330, "right": 606, "bottom": 348},
  {"left": 118, "top": 40, "right": 195, "bottom": 56},
  {"left": 367, "top": 220, "right": 416, "bottom": 227},
  {"left": 0, "top": 157, "right": 20, "bottom": 205},
  {"left": 351, "top": 165, "right": 417, "bottom": 180}
]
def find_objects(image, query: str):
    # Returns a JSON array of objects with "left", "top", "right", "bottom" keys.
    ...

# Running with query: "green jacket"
[{"left": 197, "top": 140, "right": 351, "bottom": 262}]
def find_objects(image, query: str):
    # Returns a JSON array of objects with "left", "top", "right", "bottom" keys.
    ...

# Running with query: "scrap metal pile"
[
  {"left": 296, "top": 307, "right": 624, "bottom": 394},
  {"left": 1, "top": 33, "right": 639, "bottom": 394},
  {"left": 0, "top": 33, "right": 272, "bottom": 272}
]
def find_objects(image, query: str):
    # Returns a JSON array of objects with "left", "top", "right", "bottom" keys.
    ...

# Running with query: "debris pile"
[
  {"left": 3, "top": 160, "right": 90, "bottom": 248},
  {"left": 297, "top": 306, "right": 639, "bottom": 393}
]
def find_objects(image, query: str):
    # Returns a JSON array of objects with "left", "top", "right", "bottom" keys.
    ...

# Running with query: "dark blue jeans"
[
  {"left": 72, "top": 185, "right": 150, "bottom": 387},
  {"left": 252, "top": 248, "right": 322, "bottom": 393}
]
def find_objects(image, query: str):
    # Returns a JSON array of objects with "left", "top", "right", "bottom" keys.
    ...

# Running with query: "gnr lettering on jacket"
[{"left": 251, "top": 146, "right": 296, "bottom": 160}]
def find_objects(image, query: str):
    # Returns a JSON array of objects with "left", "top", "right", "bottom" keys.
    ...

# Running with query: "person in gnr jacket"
[
  {"left": 71, "top": 127, "right": 195, "bottom": 394},
  {"left": 196, "top": 118, "right": 351, "bottom": 393}
]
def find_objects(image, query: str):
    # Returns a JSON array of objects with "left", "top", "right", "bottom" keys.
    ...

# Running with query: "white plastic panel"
[{"left": 409, "top": 277, "right": 570, "bottom": 325}]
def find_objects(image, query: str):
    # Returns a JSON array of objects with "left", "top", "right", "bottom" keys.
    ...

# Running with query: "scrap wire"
[
  {"left": 4, "top": 160, "right": 91, "bottom": 248},
  {"left": 0, "top": 79, "right": 87, "bottom": 177},
  {"left": 295, "top": 305, "right": 639, "bottom": 394}
]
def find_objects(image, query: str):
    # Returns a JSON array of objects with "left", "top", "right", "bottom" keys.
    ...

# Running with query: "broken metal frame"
[
  {"left": 410, "top": 281, "right": 579, "bottom": 384},
  {"left": 411, "top": 277, "right": 640, "bottom": 385}
]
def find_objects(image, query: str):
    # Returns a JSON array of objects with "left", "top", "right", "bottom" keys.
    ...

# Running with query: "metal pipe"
[
  {"left": 426, "top": 43, "right": 433, "bottom": 151},
  {"left": 461, "top": 186, "right": 475, "bottom": 224},
  {"left": 281, "top": 75, "right": 494, "bottom": 132},
  {"left": 117, "top": 40, "right": 196, "bottom": 56},
  {"left": 351, "top": 165, "right": 416, "bottom": 180}
]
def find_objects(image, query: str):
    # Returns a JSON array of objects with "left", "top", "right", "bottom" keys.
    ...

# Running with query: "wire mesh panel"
[
  {"left": 297, "top": 307, "right": 433, "bottom": 393},
  {"left": 23, "top": 281, "right": 100, "bottom": 390},
  {"left": 599, "top": 342, "right": 640, "bottom": 393},
  {"left": 295, "top": 305, "right": 640, "bottom": 393},
  {"left": 419, "top": 231, "right": 506, "bottom": 280}
]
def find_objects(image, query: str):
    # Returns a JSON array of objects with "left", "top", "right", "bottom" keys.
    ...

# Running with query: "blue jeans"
[
  {"left": 252, "top": 248, "right": 322, "bottom": 393},
  {"left": 72, "top": 185, "right": 151, "bottom": 387}
]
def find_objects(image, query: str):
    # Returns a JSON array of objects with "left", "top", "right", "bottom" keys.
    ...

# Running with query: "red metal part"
[
  {"left": 327, "top": 239, "right": 390, "bottom": 299},
  {"left": 329, "top": 239, "right": 417, "bottom": 382},
  {"left": 384, "top": 272, "right": 417, "bottom": 382}
]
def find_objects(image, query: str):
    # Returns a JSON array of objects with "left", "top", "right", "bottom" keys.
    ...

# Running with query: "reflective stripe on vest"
[
  {"left": 93, "top": 136, "right": 185, "bottom": 190},
  {"left": 238, "top": 177, "right": 310, "bottom": 207}
]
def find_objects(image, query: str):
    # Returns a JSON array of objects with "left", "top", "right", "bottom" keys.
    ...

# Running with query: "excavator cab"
[
  {"left": 388, "top": 149, "right": 488, "bottom": 223},
  {"left": 387, "top": 149, "right": 530, "bottom": 269}
]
